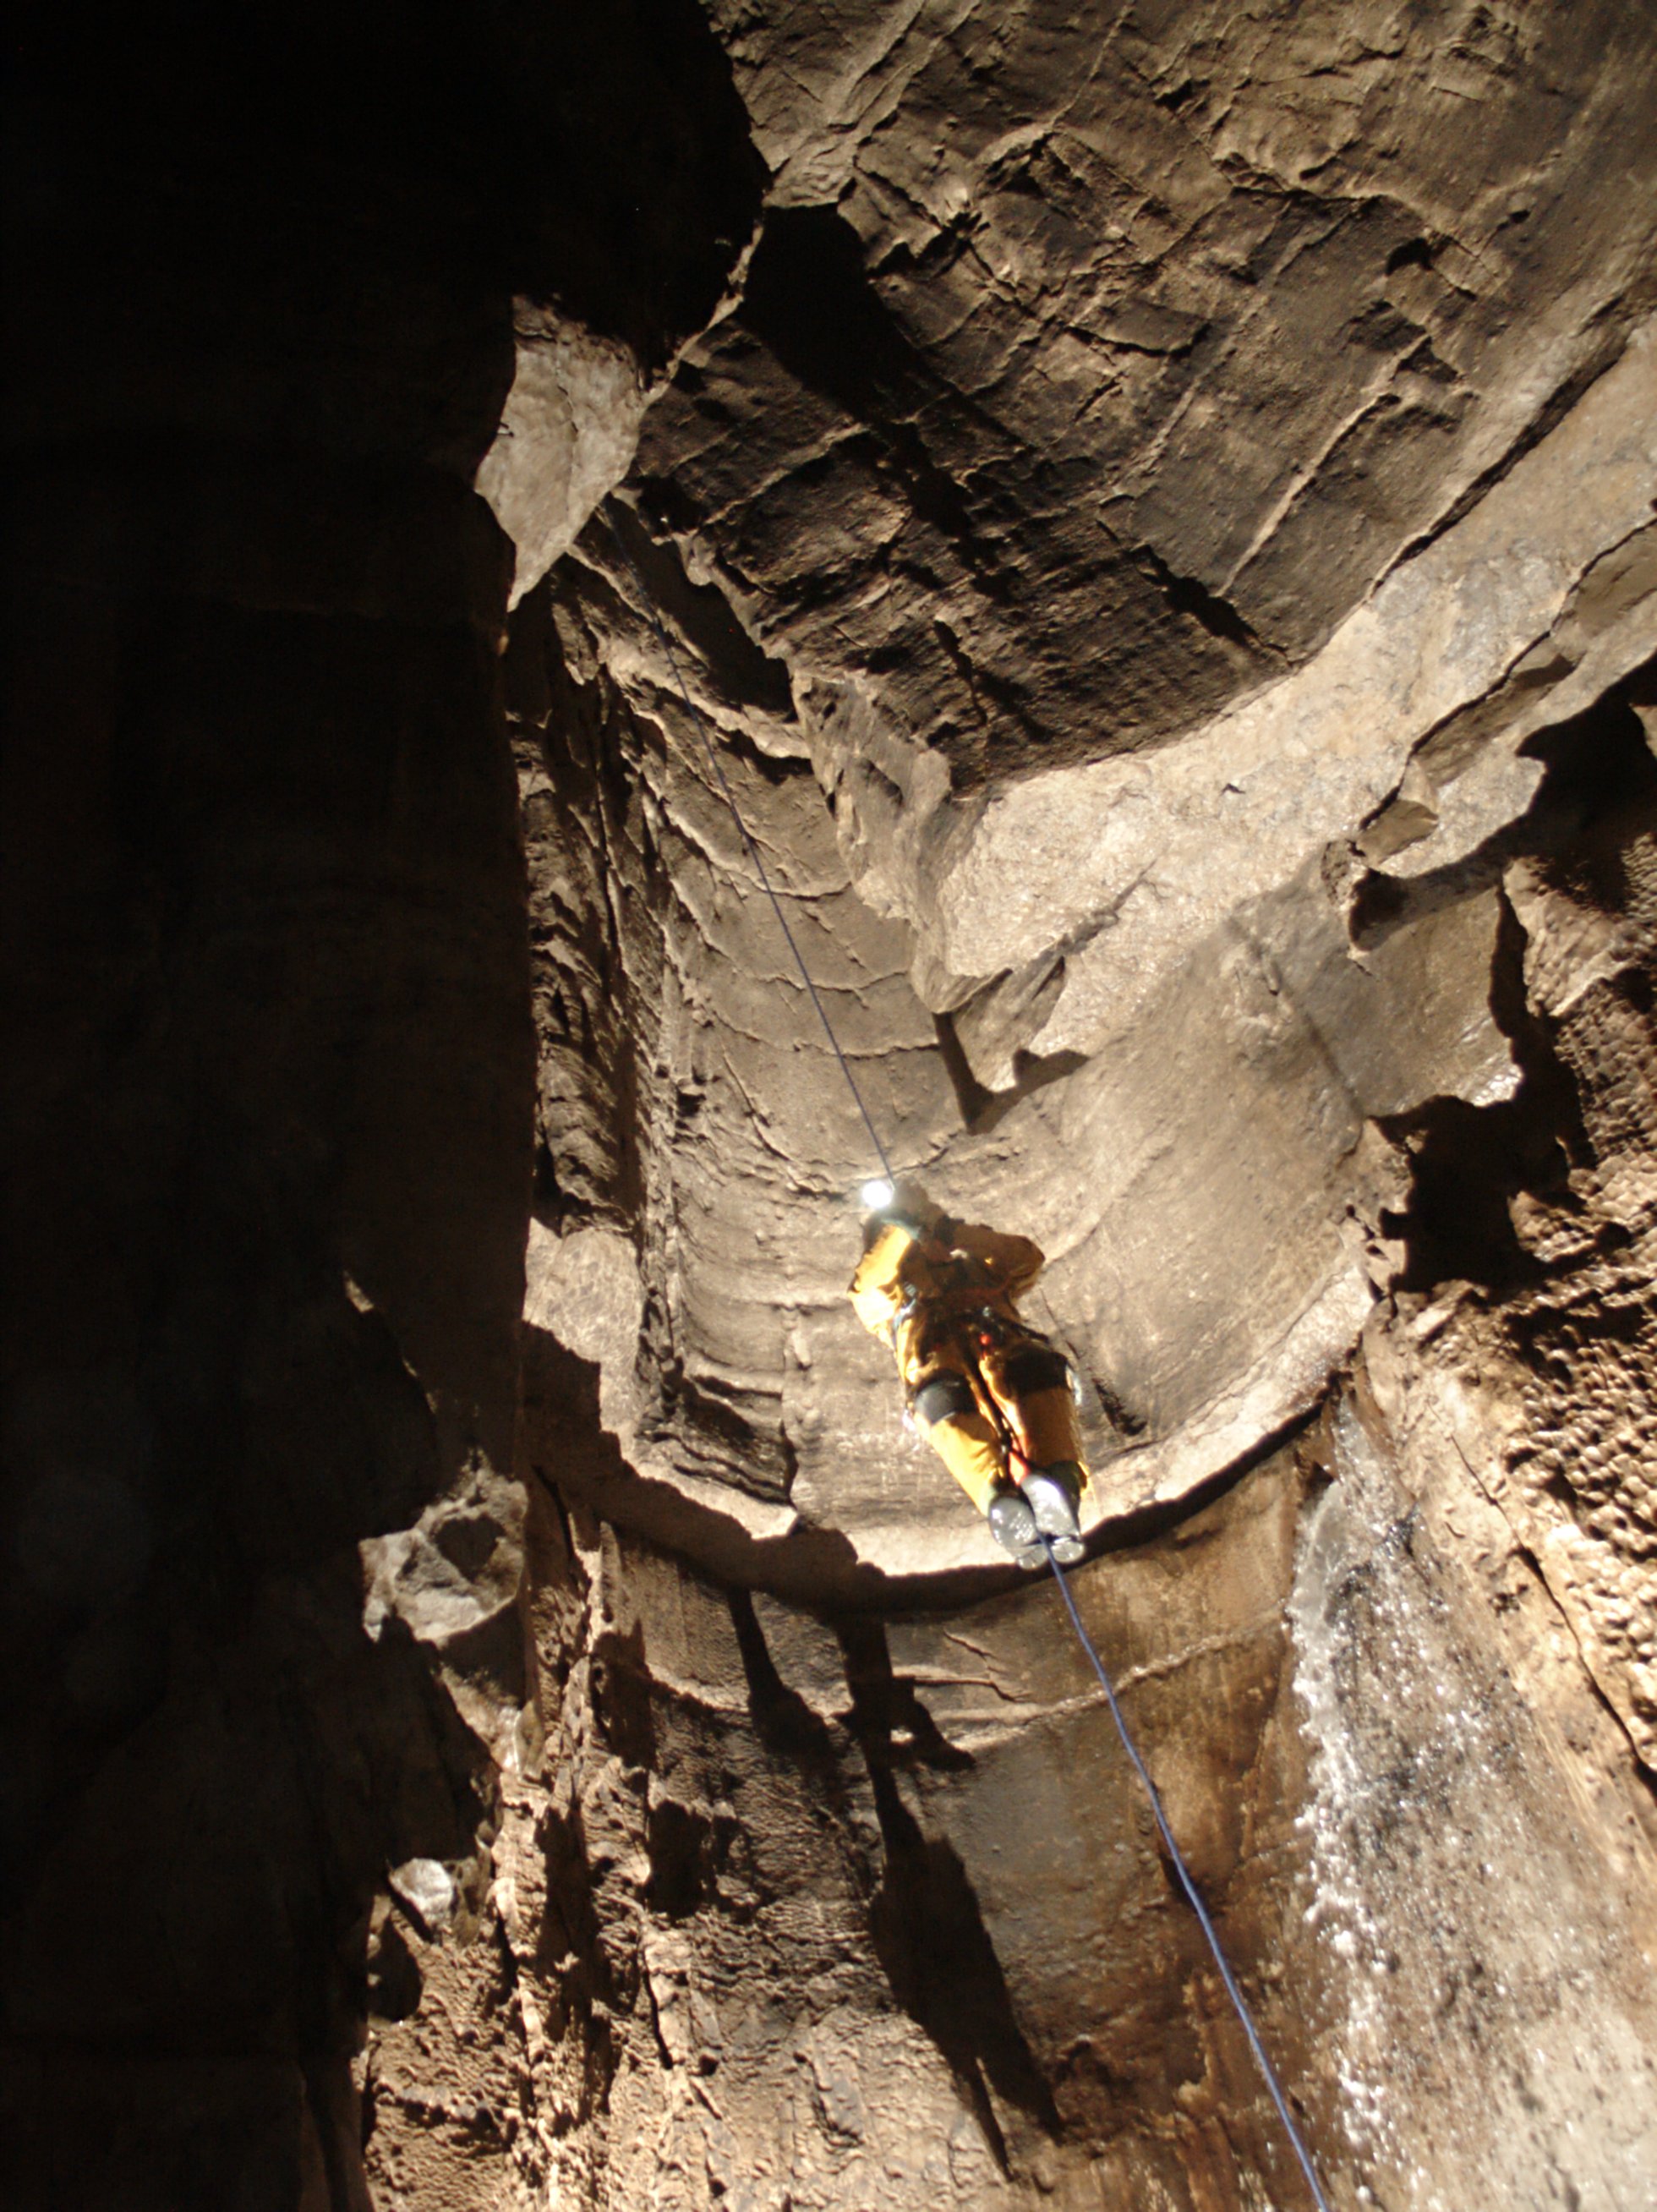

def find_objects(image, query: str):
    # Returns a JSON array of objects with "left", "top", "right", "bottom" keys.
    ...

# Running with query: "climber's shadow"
[{"left": 836, "top": 1618, "right": 1062, "bottom": 2174}]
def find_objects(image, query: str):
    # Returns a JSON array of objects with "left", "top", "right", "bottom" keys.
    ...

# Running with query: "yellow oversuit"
[{"left": 848, "top": 1194, "right": 1089, "bottom": 1518}]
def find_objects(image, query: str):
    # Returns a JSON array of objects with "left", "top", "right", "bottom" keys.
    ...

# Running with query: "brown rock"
[{"left": 7, "top": 6, "right": 1657, "bottom": 2209}]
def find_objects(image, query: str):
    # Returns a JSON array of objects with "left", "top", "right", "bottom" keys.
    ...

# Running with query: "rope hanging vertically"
[
  {"left": 603, "top": 502, "right": 894, "bottom": 1181},
  {"left": 1042, "top": 1539, "right": 1334, "bottom": 2212},
  {"left": 602, "top": 497, "right": 1327, "bottom": 2209}
]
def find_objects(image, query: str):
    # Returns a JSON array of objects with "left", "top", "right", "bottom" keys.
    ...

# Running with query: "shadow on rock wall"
[{"left": 0, "top": 6, "right": 760, "bottom": 2204}]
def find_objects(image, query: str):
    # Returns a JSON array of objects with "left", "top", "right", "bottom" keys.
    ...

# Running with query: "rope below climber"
[
  {"left": 849, "top": 1186, "right": 1331, "bottom": 2208},
  {"left": 1042, "top": 1541, "right": 1333, "bottom": 2212},
  {"left": 608, "top": 500, "right": 1332, "bottom": 2210}
]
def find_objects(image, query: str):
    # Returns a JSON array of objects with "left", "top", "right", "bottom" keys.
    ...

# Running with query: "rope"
[
  {"left": 603, "top": 498, "right": 1326, "bottom": 2207},
  {"left": 1041, "top": 1539, "right": 1333, "bottom": 2212},
  {"left": 602, "top": 503, "right": 894, "bottom": 1180}
]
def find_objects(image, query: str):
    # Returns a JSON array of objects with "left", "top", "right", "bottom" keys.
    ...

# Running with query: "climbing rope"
[
  {"left": 602, "top": 502, "right": 894, "bottom": 1180},
  {"left": 1042, "top": 1539, "right": 1333, "bottom": 2212},
  {"left": 604, "top": 501, "right": 1327, "bottom": 2208}
]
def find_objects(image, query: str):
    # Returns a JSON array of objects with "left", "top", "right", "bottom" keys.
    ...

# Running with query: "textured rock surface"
[
  {"left": 506, "top": 51, "right": 1657, "bottom": 1573},
  {"left": 479, "top": 3, "right": 1657, "bottom": 2202},
  {"left": 6, "top": 4, "right": 1657, "bottom": 2209},
  {"left": 364, "top": 1366, "right": 1657, "bottom": 2209}
]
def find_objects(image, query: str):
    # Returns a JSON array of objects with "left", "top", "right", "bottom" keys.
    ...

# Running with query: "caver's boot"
[
  {"left": 1020, "top": 1462, "right": 1085, "bottom": 1564},
  {"left": 986, "top": 1484, "right": 1046, "bottom": 1571}
]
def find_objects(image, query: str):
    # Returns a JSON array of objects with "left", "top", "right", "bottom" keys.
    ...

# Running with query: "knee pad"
[
  {"left": 1001, "top": 1344, "right": 1070, "bottom": 1397},
  {"left": 912, "top": 1372, "right": 976, "bottom": 1428}
]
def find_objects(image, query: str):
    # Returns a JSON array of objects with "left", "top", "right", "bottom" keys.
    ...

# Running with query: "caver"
[{"left": 848, "top": 1177, "right": 1090, "bottom": 1568}]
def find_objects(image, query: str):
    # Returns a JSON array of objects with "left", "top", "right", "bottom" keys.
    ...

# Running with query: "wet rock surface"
[{"left": 5, "top": 4, "right": 1657, "bottom": 2209}]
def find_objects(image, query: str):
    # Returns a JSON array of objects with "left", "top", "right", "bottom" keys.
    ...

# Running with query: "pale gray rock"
[
  {"left": 477, "top": 307, "right": 651, "bottom": 608},
  {"left": 388, "top": 1858, "right": 459, "bottom": 1937}
]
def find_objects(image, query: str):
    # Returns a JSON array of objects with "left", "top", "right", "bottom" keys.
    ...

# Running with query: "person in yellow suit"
[{"left": 849, "top": 1178, "right": 1089, "bottom": 1568}]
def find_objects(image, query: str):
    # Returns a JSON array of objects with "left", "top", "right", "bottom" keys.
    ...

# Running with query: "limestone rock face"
[
  {"left": 5, "top": 6, "right": 1657, "bottom": 2211},
  {"left": 506, "top": 0, "right": 1657, "bottom": 1584}
]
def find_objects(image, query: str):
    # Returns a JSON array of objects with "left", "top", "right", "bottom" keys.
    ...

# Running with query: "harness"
[
  {"left": 901, "top": 1275, "right": 1067, "bottom": 1448},
  {"left": 897, "top": 1248, "right": 1028, "bottom": 1361}
]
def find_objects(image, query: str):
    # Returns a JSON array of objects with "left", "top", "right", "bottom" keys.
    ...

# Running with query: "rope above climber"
[
  {"left": 610, "top": 508, "right": 1332, "bottom": 2209},
  {"left": 848, "top": 1177, "right": 1091, "bottom": 1568}
]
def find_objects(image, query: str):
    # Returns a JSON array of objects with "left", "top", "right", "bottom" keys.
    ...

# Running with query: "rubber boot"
[
  {"left": 986, "top": 1487, "right": 1046, "bottom": 1570},
  {"left": 1021, "top": 1462, "right": 1085, "bottom": 1564}
]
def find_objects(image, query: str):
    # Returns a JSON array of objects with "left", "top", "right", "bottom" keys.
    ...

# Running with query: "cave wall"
[
  {"left": 5, "top": 4, "right": 1657, "bottom": 2209},
  {"left": 498, "top": 0, "right": 1657, "bottom": 1576},
  {"left": 431, "top": 375, "right": 1657, "bottom": 2205},
  {"left": 368, "top": 1335, "right": 1657, "bottom": 2209},
  {"left": 478, "top": 3, "right": 1657, "bottom": 2202}
]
